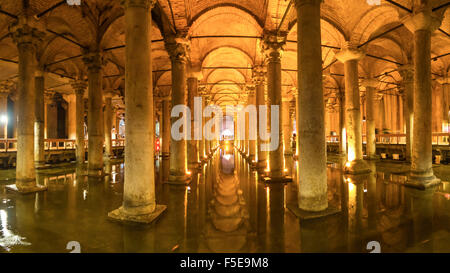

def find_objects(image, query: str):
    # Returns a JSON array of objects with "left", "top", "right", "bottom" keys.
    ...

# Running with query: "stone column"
[
  {"left": 282, "top": 98, "right": 292, "bottom": 155},
  {"left": 338, "top": 88, "right": 346, "bottom": 156},
  {"left": 253, "top": 66, "right": 267, "bottom": 170},
  {"left": 66, "top": 93, "right": 76, "bottom": 140},
  {"left": 399, "top": 65, "right": 414, "bottom": 161},
  {"left": 263, "top": 32, "right": 286, "bottom": 179},
  {"left": 0, "top": 85, "right": 9, "bottom": 139},
  {"left": 335, "top": 43, "right": 370, "bottom": 174},
  {"left": 8, "top": 17, "right": 47, "bottom": 192},
  {"left": 198, "top": 88, "right": 206, "bottom": 160},
  {"left": 204, "top": 95, "right": 211, "bottom": 156},
  {"left": 161, "top": 95, "right": 170, "bottom": 158},
  {"left": 72, "top": 81, "right": 87, "bottom": 164},
  {"left": 82, "top": 52, "right": 104, "bottom": 177},
  {"left": 403, "top": 7, "right": 441, "bottom": 188},
  {"left": 108, "top": 0, "right": 166, "bottom": 223},
  {"left": 361, "top": 79, "right": 378, "bottom": 160},
  {"left": 104, "top": 93, "right": 113, "bottom": 160},
  {"left": 166, "top": 38, "right": 191, "bottom": 183},
  {"left": 437, "top": 76, "right": 450, "bottom": 134},
  {"left": 187, "top": 72, "right": 200, "bottom": 168},
  {"left": 294, "top": 0, "right": 327, "bottom": 211},
  {"left": 34, "top": 70, "right": 45, "bottom": 167},
  {"left": 248, "top": 87, "right": 256, "bottom": 161}
]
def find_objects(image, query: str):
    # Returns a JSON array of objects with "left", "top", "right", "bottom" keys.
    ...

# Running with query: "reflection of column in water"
[
  {"left": 256, "top": 180, "right": 267, "bottom": 251},
  {"left": 299, "top": 218, "right": 329, "bottom": 253},
  {"left": 185, "top": 174, "right": 199, "bottom": 251},
  {"left": 405, "top": 188, "right": 434, "bottom": 251},
  {"left": 266, "top": 184, "right": 285, "bottom": 252},
  {"left": 346, "top": 175, "right": 365, "bottom": 252},
  {"left": 366, "top": 162, "right": 380, "bottom": 244}
]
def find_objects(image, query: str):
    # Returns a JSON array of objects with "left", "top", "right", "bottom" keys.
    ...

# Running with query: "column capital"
[
  {"left": 71, "top": 80, "right": 88, "bottom": 95},
  {"left": 44, "top": 92, "right": 54, "bottom": 104},
  {"left": 262, "top": 31, "right": 287, "bottom": 62},
  {"left": 335, "top": 42, "right": 364, "bottom": 63},
  {"left": 9, "top": 16, "right": 45, "bottom": 49},
  {"left": 82, "top": 51, "right": 104, "bottom": 72},
  {"left": 252, "top": 65, "right": 266, "bottom": 84},
  {"left": 437, "top": 76, "right": 450, "bottom": 85},
  {"left": 360, "top": 78, "right": 379, "bottom": 88},
  {"left": 402, "top": 10, "right": 441, "bottom": 33},
  {"left": 165, "top": 36, "right": 190, "bottom": 63},
  {"left": 121, "top": 0, "right": 156, "bottom": 9},
  {"left": 104, "top": 90, "right": 118, "bottom": 98},
  {"left": 399, "top": 64, "right": 414, "bottom": 83}
]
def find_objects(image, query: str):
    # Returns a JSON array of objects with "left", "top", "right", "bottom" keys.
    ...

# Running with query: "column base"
[
  {"left": 284, "top": 152, "right": 293, "bottom": 156},
  {"left": 344, "top": 159, "right": 371, "bottom": 174},
  {"left": 188, "top": 161, "right": 202, "bottom": 170},
  {"left": 287, "top": 203, "right": 340, "bottom": 220},
  {"left": 366, "top": 154, "right": 381, "bottom": 161},
  {"left": 6, "top": 183, "right": 47, "bottom": 194},
  {"left": 88, "top": 168, "right": 104, "bottom": 178},
  {"left": 161, "top": 153, "right": 170, "bottom": 158},
  {"left": 34, "top": 161, "right": 46, "bottom": 169},
  {"left": 260, "top": 174, "right": 292, "bottom": 184},
  {"left": 256, "top": 161, "right": 267, "bottom": 173},
  {"left": 167, "top": 173, "right": 192, "bottom": 185},
  {"left": 108, "top": 204, "right": 167, "bottom": 224},
  {"left": 405, "top": 174, "right": 441, "bottom": 190}
]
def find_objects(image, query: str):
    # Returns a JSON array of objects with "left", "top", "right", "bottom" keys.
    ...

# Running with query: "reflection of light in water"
[
  {"left": 83, "top": 190, "right": 88, "bottom": 200},
  {"left": 0, "top": 210, "right": 31, "bottom": 251},
  {"left": 223, "top": 154, "right": 231, "bottom": 161}
]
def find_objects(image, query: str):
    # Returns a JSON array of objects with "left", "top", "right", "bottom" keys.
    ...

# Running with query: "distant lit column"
[
  {"left": 399, "top": 65, "right": 414, "bottom": 162},
  {"left": 104, "top": 92, "right": 113, "bottom": 161},
  {"left": 437, "top": 76, "right": 450, "bottom": 133},
  {"left": 247, "top": 87, "right": 256, "bottom": 161},
  {"left": 161, "top": 95, "right": 170, "bottom": 158},
  {"left": 404, "top": 6, "right": 441, "bottom": 188},
  {"left": 361, "top": 79, "right": 378, "bottom": 160},
  {"left": 72, "top": 81, "right": 87, "bottom": 164},
  {"left": 282, "top": 98, "right": 292, "bottom": 156},
  {"left": 335, "top": 42, "right": 370, "bottom": 174},
  {"left": 166, "top": 37, "right": 191, "bottom": 183},
  {"left": 34, "top": 70, "right": 45, "bottom": 167},
  {"left": 338, "top": 88, "right": 346, "bottom": 156},
  {"left": 0, "top": 86, "right": 9, "bottom": 139},
  {"left": 263, "top": 31, "right": 286, "bottom": 179},
  {"left": 253, "top": 65, "right": 267, "bottom": 170},
  {"left": 187, "top": 71, "right": 201, "bottom": 169}
]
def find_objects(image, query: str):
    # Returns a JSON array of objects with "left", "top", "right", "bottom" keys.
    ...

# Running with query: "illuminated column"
[
  {"left": 109, "top": 0, "right": 166, "bottom": 223},
  {"left": 253, "top": 66, "right": 267, "bottom": 170},
  {"left": 437, "top": 76, "right": 450, "bottom": 134},
  {"left": 161, "top": 95, "right": 170, "bottom": 158},
  {"left": 8, "top": 17, "right": 47, "bottom": 192},
  {"left": 204, "top": 95, "right": 211, "bottom": 156},
  {"left": 361, "top": 79, "right": 378, "bottom": 160},
  {"left": 248, "top": 87, "right": 256, "bottom": 161},
  {"left": 244, "top": 93, "right": 249, "bottom": 157},
  {"left": 44, "top": 92, "right": 52, "bottom": 139},
  {"left": 294, "top": 91, "right": 299, "bottom": 156},
  {"left": 338, "top": 88, "right": 346, "bottom": 156},
  {"left": 66, "top": 93, "right": 76, "bottom": 140},
  {"left": 399, "top": 65, "right": 414, "bottom": 162},
  {"left": 403, "top": 6, "right": 441, "bottom": 188},
  {"left": 166, "top": 37, "right": 191, "bottom": 183},
  {"left": 83, "top": 51, "right": 104, "bottom": 177},
  {"left": 34, "top": 70, "right": 45, "bottom": 167},
  {"left": 198, "top": 87, "right": 206, "bottom": 160},
  {"left": 335, "top": 43, "right": 370, "bottom": 174},
  {"left": 295, "top": 0, "right": 327, "bottom": 211},
  {"left": 187, "top": 72, "right": 201, "bottom": 168},
  {"left": 104, "top": 92, "right": 113, "bottom": 160},
  {"left": 263, "top": 32, "right": 286, "bottom": 179},
  {"left": 72, "top": 81, "right": 87, "bottom": 164},
  {"left": 282, "top": 98, "right": 292, "bottom": 156},
  {"left": 0, "top": 85, "right": 9, "bottom": 139}
]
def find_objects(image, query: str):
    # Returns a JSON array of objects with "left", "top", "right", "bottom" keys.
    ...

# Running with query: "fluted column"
[
  {"left": 8, "top": 17, "right": 47, "bottom": 192},
  {"left": 399, "top": 65, "right": 414, "bottom": 162},
  {"left": 336, "top": 43, "right": 370, "bottom": 174},
  {"left": 253, "top": 66, "right": 267, "bottom": 170},
  {"left": 34, "top": 70, "right": 45, "bottom": 167},
  {"left": 109, "top": 0, "right": 166, "bottom": 223},
  {"left": 166, "top": 38, "right": 191, "bottom": 183},
  {"left": 403, "top": 5, "right": 441, "bottom": 188},
  {"left": 295, "top": 0, "right": 327, "bottom": 211},
  {"left": 362, "top": 79, "right": 379, "bottom": 160},
  {"left": 104, "top": 92, "right": 113, "bottom": 161},
  {"left": 263, "top": 32, "right": 286, "bottom": 179},
  {"left": 72, "top": 81, "right": 87, "bottom": 164},
  {"left": 83, "top": 52, "right": 104, "bottom": 177}
]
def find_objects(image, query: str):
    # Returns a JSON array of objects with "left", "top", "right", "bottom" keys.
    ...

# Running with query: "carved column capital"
[
  {"left": 121, "top": 0, "right": 156, "bottom": 9},
  {"left": 82, "top": 51, "right": 104, "bottom": 72},
  {"left": 335, "top": 41, "right": 365, "bottom": 63},
  {"left": 9, "top": 16, "right": 45, "bottom": 50},
  {"left": 262, "top": 31, "right": 286, "bottom": 63},
  {"left": 165, "top": 36, "right": 190, "bottom": 64},
  {"left": 71, "top": 80, "right": 88, "bottom": 96}
]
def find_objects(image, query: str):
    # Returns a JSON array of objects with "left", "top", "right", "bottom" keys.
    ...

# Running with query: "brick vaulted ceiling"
[{"left": 0, "top": 0, "right": 448, "bottom": 109}]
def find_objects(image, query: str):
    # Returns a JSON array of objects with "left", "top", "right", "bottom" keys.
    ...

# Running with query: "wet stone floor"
[{"left": 0, "top": 149, "right": 449, "bottom": 253}]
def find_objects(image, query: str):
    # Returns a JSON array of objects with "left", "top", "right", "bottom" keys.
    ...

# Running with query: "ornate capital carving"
[
  {"left": 82, "top": 51, "right": 104, "bottom": 72},
  {"left": 335, "top": 41, "right": 364, "bottom": 63},
  {"left": 71, "top": 81, "right": 88, "bottom": 96},
  {"left": 252, "top": 65, "right": 266, "bottom": 85},
  {"left": 165, "top": 37, "right": 190, "bottom": 63},
  {"left": 9, "top": 16, "right": 45, "bottom": 50},
  {"left": 360, "top": 78, "right": 379, "bottom": 88},
  {"left": 402, "top": 10, "right": 441, "bottom": 33},
  {"left": 262, "top": 31, "right": 287, "bottom": 63}
]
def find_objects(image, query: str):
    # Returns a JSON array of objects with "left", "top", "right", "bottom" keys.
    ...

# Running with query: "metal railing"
[{"left": 0, "top": 138, "right": 125, "bottom": 152}]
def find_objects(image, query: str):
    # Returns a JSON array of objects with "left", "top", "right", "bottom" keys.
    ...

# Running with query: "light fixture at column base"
[
  {"left": 108, "top": 204, "right": 167, "bottom": 224},
  {"left": 6, "top": 183, "right": 47, "bottom": 194},
  {"left": 344, "top": 159, "right": 371, "bottom": 174},
  {"left": 405, "top": 175, "right": 441, "bottom": 190},
  {"left": 287, "top": 203, "right": 340, "bottom": 220}
]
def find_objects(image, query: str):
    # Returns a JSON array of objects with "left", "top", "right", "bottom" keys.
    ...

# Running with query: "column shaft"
[
  {"left": 187, "top": 77, "right": 199, "bottom": 167},
  {"left": 161, "top": 98, "right": 170, "bottom": 157},
  {"left": 104, "top": 96, "right": 113, "bottom": 160},
  {"left": 366, "top": 86, "right": 376, "bottom": 159},
  {"left": 34, "top": 74, "right": 45, "bottom": 166}
]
